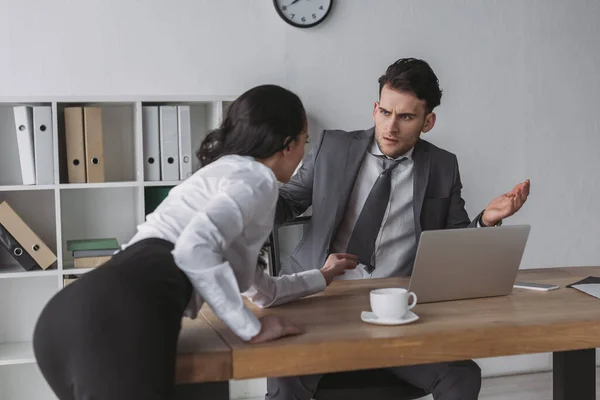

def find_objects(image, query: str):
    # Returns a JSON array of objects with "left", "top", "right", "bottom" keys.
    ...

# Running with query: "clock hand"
[{"left": 288, "top": 0, "right": 302, "bottom": 5}]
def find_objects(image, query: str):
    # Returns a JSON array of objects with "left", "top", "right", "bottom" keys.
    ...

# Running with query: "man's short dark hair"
[{"left": 378, "top": 58, "right": 443, "bottom": 113}]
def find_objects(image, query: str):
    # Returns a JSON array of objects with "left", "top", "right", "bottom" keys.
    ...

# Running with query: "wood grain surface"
[{"left": 200, "top": 267, "right": 600, "bottom": 379}]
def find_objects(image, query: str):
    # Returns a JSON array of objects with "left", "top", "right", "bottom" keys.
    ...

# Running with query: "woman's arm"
[
  {"left": 243, "top": 253, "right": 359, "bottom": 308},
  {"left": 172, "top": 177, "right": 276, "bottom": 341}
]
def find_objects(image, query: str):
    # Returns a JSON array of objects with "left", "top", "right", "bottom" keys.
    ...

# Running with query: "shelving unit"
[
  {"left": 0, "top": 96, "right": 234, "bottom": 400},
  {"left": 0, "top": 342, "right": 36, "bottom": 366}
]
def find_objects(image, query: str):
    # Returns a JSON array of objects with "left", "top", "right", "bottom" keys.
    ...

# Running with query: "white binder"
[
  {"left": 33, "top": 106, "right": 55, "bottom": 185},
  {"left": 142, "top": 106, "right": 161, "bottom": 181},
  {"left": 159, "top": 106, "right": 179, "bottom": 181},
  {"left": 177, "top": 105, "right": 192, "bottom": 180},
  {"left": 12, "top": 106, "right": 36, "bottom": 185}
]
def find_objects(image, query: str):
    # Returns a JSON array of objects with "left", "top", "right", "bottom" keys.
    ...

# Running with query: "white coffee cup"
[{"left": 370, "top": 288, "right": 417, "bottom": 320}]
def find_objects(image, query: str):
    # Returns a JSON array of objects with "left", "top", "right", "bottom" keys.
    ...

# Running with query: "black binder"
[{"left": 0, "top": 223, "right": 40, "bottom": 271}]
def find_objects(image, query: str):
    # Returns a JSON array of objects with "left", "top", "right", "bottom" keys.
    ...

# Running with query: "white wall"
[
  {"left": 2, "top": 0, "right": 599, "bottom": 268},
  {"left": 2, "top": 0, "right": 599, "bottom": 393}
]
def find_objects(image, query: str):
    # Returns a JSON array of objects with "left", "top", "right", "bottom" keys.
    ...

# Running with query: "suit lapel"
[
  {"left": 330, "top": 128, "right": 373, "bottom": 242},
  {"left": 412, "top": 139, "right": 431, "bottom": 239}
]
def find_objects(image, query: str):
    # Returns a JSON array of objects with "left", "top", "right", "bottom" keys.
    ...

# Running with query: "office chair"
[{"left": 267, "top": 216, "right": 429, "bottom": 400}]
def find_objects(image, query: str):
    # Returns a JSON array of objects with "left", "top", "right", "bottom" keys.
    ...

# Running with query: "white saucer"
[{"left": 360, "top": 310, "right": 419, "bottom": 326}]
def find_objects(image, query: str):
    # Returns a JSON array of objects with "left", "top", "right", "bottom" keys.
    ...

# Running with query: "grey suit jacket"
[{"left": 276, "top": 127, "right": 482, "bottom": 275}]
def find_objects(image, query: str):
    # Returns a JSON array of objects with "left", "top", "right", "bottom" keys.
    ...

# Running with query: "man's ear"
[
  {"left": 372, "top": 101, "right": 379, "bottom": 119},
  {"left": 422, "top": 112, "right": 436, "bottom": 133}
]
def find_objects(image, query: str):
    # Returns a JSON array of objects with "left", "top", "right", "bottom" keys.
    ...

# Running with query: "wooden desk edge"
[
  {"left": 194, "top": 267, "right": 600, "bottom": 380},
  {"left": 175, "top": 314, "right": 233, "bottom": 384},
  {"left": 229, "top": 319, "right": 600, "bottom": 379},
  {"left": 232, "top": 267, "right": 600, "bottom": 379}
]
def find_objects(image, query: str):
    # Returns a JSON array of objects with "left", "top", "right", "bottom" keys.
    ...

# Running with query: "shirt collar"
[{"left": 369, "top": 138, "right": 414, "bottom": 161}]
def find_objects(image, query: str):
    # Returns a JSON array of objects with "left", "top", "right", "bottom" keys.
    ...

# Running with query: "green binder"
[{"left": 144, "top": 186, "right": 174, "bottom": 216}]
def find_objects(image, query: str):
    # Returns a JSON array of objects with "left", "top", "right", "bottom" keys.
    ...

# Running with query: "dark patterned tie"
[{"left": 345, "top": 156, "right": 406, "bottom": 273}]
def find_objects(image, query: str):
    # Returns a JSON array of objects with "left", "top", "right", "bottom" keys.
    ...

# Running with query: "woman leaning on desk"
[{"left": 32, "top": 84, "right": 358, "bottom": 400}]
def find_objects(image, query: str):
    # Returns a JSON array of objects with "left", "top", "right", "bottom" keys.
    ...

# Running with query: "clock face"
[{"left": 273, "top": 0, "right": 333, "bottom": 28}]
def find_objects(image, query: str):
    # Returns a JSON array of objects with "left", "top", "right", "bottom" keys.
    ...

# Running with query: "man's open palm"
[{"left": 482, "top": 179, "right": 531, "bottom": 226}]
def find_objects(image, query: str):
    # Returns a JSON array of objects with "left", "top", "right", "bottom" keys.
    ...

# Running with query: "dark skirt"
[{"left": 33, "top": 238, "right": 193, "bottom": 400}]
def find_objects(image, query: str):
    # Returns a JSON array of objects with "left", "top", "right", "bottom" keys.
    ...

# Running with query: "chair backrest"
[{"left": 267, "top": 216, "right": 312, "bottom": 276}]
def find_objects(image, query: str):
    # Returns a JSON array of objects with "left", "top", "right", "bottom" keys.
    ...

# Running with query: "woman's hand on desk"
[
  {"left": 320, "top": 253, "right": 359, "bottom": 285},
  {"left": 249, "top": 315, "right": 304, "bottom": 343},
  {"left": 248, "top": 254, "right": 358, "bottom": 343}
]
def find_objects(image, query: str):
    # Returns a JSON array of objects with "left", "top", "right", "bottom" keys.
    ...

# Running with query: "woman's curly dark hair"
[{"left": 257, "top": 240, "right": 270, "bottom": 271}]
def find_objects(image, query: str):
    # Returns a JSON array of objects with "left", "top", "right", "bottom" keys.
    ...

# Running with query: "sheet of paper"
[{"left": 572, "top": 284, "right": 600, "bottom": 299}]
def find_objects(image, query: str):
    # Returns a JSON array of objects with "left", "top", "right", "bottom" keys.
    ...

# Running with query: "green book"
[{"left": 66, "top": 238, "right": 119, "bottom": 252}]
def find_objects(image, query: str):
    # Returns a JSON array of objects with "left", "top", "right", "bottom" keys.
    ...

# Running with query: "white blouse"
[{"left": 123, "top": 155, "right": 326, "bottom": 341}]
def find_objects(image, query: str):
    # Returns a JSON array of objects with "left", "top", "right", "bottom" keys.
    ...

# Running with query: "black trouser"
[
  {"left": 266, "top": 360, "right": 482, "bottom": 400},
  {"left": 33, "top": 238, "right": 193, "bottom": 400}
]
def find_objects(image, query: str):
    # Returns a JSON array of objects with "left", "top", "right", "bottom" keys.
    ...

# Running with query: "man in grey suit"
[{"left": 266, "top": 58, "right": 530, "bottom": 400}]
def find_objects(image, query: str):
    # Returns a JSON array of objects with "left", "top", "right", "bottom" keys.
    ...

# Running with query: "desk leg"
[
  {"left": 553, "top": 349, "right": 596, "bottom": 400},
  {"left": 175, "top": 381, "right": 229, "bottom": 400}
]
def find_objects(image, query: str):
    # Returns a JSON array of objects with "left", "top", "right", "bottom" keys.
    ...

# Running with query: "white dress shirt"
[
  {"left": 123, "top": 155, "right": 326, "bottom": 341},
  {"left": 331, "top": 140, "right": 417, "bottom": 279}
]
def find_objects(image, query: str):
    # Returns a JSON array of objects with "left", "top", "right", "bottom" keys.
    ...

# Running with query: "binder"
[
  {"left": 83, "top": 107, "right": 105, "bottom": 183},
  {"left": 74, "top": 255, "right": 111, "bottom": 269},
  {"left": 64, "top": 107, "right": 87, "bottom": 183},
  {"left": 159, "top": 106, "right": 180, "bottom": 181},
  {"left": 144, "top": 186, "right": 172, "bottom": 215},
  {"left": 63, "top": 275, "right": 79, "bottom": 287},
  {"left": 0, "top": 223, "right": 39, "bottom": 271},
  {"left": 0, "top": 201, "right": 57, "bottom": 270},
  {"left": 33, "top": 106, "right": 55, "bottom": 185},
  {"left": 142, "top": 106, "right": 161, "bottom": 181},
  {"left": 13, "top": 106, "right": 36, "bottom": 185},
  {"left": 209, "top": 102, "right": 221, "bottom": 130},
  {"left": 177, "top": 105, "right": 192, "bottom": 180}
]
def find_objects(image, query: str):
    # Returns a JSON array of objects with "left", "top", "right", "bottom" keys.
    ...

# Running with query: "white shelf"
[
  {"left": 61, "top": 267, "right": 94, "bottom": 276},
  {"left": 58, "top": 181, "right": 140, "bottom": 189},
  {"left": 0, "top": 342, "right": 36, "bottom": 366},
  {"left": 0, "top": 185, "right": 55, "bottom": 192},
  {"left": 143, "top": 180, "right": 182, "bottom": 187},
  {"left": 0, "top": 96, "right": 229, "bottom": 398},
  {"left": 0, "top": 265, "right": 60, "bottom": 279}
]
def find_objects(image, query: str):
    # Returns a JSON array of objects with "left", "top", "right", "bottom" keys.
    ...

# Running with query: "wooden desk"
[
  {"left": 201, "top": 267, "right": 600, "bottom": 399},
  {"left": 174, "top": 315, "right": 231, "bottom": 399}
]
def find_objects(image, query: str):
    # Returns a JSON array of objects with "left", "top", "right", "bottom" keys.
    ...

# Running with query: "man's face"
[{"left": 373, "top": 84, "right": 436, "bottom": 158}]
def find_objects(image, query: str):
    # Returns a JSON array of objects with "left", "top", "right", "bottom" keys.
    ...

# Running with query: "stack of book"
[
  {"left": 66, "top": 237, "right": 119, "bottom": 269},
  {"left": 0, "top": 201, "right": 57, "bottom": 271}
]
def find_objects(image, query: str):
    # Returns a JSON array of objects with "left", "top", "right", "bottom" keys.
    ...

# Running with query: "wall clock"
[{"left": 273, "top": 0, "right": 334, "bottom": 28}]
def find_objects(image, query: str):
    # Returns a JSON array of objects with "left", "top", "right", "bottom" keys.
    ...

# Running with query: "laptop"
[{"left": 406, "top": 225, "right": 531, "bottom": 303}]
